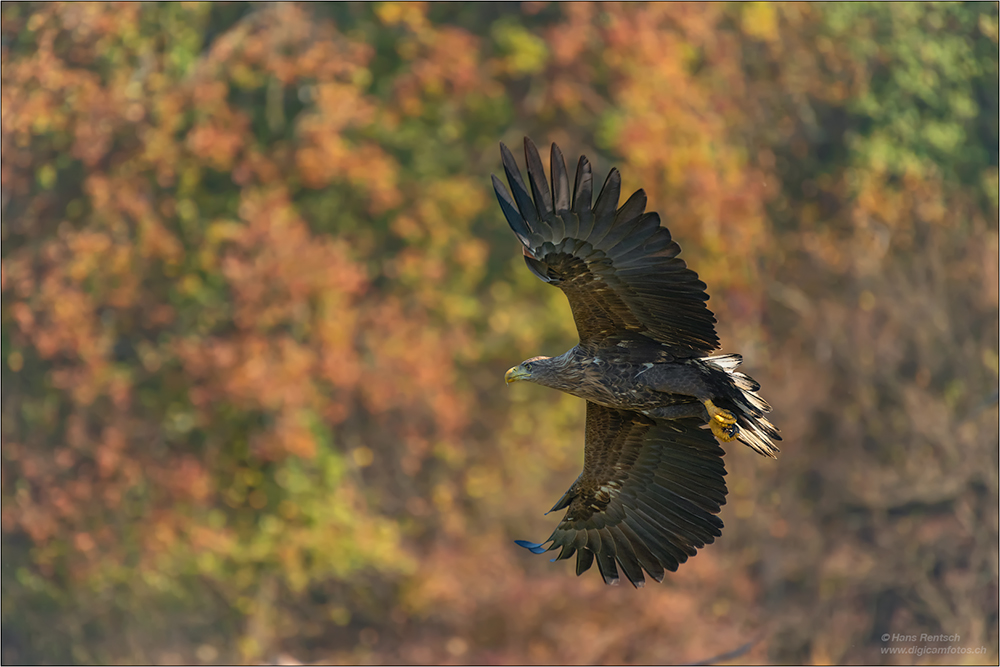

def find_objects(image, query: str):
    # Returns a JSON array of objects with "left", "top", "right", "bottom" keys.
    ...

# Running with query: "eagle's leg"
[{"left": 703, "top": 399, "right": 738, "bottom": 442}]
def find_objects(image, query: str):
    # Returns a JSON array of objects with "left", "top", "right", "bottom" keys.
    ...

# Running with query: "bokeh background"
[{"left": 2, "top": 2, "right": 998, "bottom": 664}]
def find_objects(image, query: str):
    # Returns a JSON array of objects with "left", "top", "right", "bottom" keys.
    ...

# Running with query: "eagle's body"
[
  {"left": 510, "top": 345, "right": 778, "bottom": 456},
  {"left": 521, "top": 349, "right": 704, "bottom": 411},
  {"left": 493, "top": 138, "right": 781, "bottom": 587}
]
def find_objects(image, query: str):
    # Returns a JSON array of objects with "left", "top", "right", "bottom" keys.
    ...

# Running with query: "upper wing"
[
  {"left": 492, "top": 137, "right": 718, "bottom": 356},
  {"left": 515, "top": 402, "right": 727, "bottom": 588}
]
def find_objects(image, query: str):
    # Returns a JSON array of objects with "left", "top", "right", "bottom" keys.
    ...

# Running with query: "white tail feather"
[{"left": 702, "top": 354, "right": 781, "bottom": 458}]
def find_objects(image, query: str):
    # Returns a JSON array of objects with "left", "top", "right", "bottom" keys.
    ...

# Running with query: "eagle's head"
[
  {"left": 504, "top": 356, "right": 551, "bottom": 384},
  {"left": 503, "top": 357, "right": 565, "bottom": 386}
]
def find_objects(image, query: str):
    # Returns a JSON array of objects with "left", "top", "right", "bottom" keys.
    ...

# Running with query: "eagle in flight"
[{"left": 492, "top": 138, "right": 781, "bottom": 588}]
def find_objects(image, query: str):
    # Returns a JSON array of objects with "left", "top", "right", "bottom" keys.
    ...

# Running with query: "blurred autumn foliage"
[{"left": 2, "top": 3, "right": 998, "bottom": 664}]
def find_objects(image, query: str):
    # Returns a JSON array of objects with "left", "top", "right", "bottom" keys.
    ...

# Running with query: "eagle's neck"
[{"left": 531, "top": 348, "right": 590, "bottom": 392}]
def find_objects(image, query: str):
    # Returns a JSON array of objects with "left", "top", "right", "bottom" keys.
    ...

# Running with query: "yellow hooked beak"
[{"left": 505, "top": 366, "right": 530, "bottom": 384}]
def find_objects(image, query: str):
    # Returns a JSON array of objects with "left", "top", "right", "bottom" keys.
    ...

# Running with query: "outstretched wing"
[
  {"left": 493, "top": 137, "right": 718, "bottom": 356},
  {"left": 515, "top": 402, "right": 727, "bottom": 588}
]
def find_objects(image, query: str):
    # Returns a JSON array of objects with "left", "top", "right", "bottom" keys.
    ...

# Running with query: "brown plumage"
[{"left": 494, "top": 138, "right": 781, "bottom": 587}]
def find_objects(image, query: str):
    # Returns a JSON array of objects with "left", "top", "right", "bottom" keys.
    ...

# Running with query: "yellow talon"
[{"left": 704, "top": 399, "right": 738, "bottom": 442}]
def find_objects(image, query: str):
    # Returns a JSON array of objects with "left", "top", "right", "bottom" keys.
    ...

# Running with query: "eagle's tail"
[{"left": 703, "top": 354, "right": 781, "bottom": 458}]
